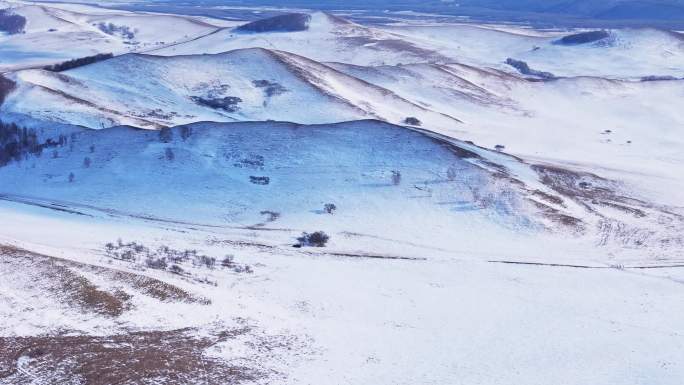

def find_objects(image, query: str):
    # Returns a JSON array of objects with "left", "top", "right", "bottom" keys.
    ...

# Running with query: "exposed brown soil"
[
  {"left": 0, "top": 327, "right": 261, "bottom": 385},
  {"left": 0, "top": 245, "right": 209, "bottom": 311},
  {"left": 0, "top": 245, "right": 302, "bottom": 384},
  {"left": 0, "top": 246, "right": 131, "bottom": 317},
  {"left": 533, "top": 163, "right": 684, "bottom": 251}
]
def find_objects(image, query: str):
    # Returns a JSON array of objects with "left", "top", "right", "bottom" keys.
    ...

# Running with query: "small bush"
[
  {"left": 96, "top": 22, "right": 135, "bottom": 39},
  {"left": 221, "top": 255, "right": 235, "bottom": 268},
  {"left": 105, "top": 241, "right": 253, "bottom": 275},
  {"left": 169, "top": 264, "right": 184, "bottom": 275},
  {"left": 250, "top": 176, "right": 270, "bottom": 185},
  {"left": 159, "top": 127, "right": 173, "bottom": 143},
  {"left": 146, "top": 257, "right": 168, "bottom": 270},
  {"left": 324, "top": 203, "right": 337, "bottom": 214},
  {"left": 446, "top": 166, "right": 458, "bottom": 181},
  {"left": 180, "top": 126, "right": 192, "bottom": 141},
  {"left": 297, "top": 231, "right": 330, "bottom": 247},
  {"left": 194, "top": 255, "right": 216, "bottom": 269},
  {"left": 191, "top": 96, "right": 242, "bottom": 112},
  {"left": 165, "top": 148, "right": 175, "bottom": 161},
  {"left": 260, "top": 210, "right": 280, "bottom": 222},
  {"left": 391, "top": 170, "right": 401, "bottom": 186},
  {"left": 403, "top": 117, "right": 421, "bottom": 126}
]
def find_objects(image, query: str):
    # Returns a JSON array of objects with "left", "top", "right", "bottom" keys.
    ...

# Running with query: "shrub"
[
  {"left": 159, "top": 127, "right": 173, "bottom": 143},
  {"left": 164, "top": 148, "right": 174, "bottom": 161},
  {"left": 105, "top": 240, "right": 253, "bottom": 275},
  {"left": 180, "top": 125, "right": 192, "bottom": 141},
  {"left": 446, "top": 166, "right": 458, "bottom": 181},
  {"left": 96, "top": 22, "right": 135, "bottom": 39},
  {"left": 505, "top": 58, "right": 555, "bottom": 80},
  {"left": 250, "top": 176, "right": 270, "bottom": 185},
  {"left": 191, "top": 96, "right": 242, "bottom": 112},
  {"left": 252, "top": 80, "right": 288, "bottom": 96},
  {"left": 324, "top": 203, "right": 337, "bottom": 214},
  {"left": 403, "top": 117, "right": 421, "bottom": 126},
  {"left": 146, "top": 257, "right": 168, "bottom": 270},
  {"left": 221, "top": 255, "right": 235, "bottom": 268},
  {"left": 260, "top": 210, "right": 280, "bottom": 222},
  {"left": 297, "top": 231, "right": 330, "bottom": 247},
  {"left": 194, "top": 255, "right": 216, "bottom": 269},
  {"left": 391, "top": 170, "right": 401, "bottom": 186}
]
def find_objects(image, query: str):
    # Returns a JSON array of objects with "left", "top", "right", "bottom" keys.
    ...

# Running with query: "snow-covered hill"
[
  {"left": 0, "top": 0, "right": 223, "bottom": 71},
  {"left": 3, "top": 47, "right": 683, "bottom": 209},
  {"left": 385, "top": 24, "right": 684, "bottom": 78},
  {"left": 1, "top": 119, "right": 683, "bottom": 384},
  {"left": 1, "top": 48, "right": 462, "bottom": 130},
  {"left": 151, "top": 12, "right": 684, "bottom": 79},
  {"left": 2, "top": 4, "right": 684, "bottom": 385},
  {"left": 1, "top": 119, "right": 681, "bottom": 263}
]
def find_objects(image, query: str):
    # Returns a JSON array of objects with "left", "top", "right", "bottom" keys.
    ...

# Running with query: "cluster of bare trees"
[
  {"left": 0, "top": 120, "right": 67, "bottom": 166},
  {"left": 96, "top": 22, "right": 135, "bottom": 39},
  {"left": 104, "top": 239, "right": 253, "bottom": 275},
  {"left": 0, "top": 10, "right": 26, "bottom": 34}
]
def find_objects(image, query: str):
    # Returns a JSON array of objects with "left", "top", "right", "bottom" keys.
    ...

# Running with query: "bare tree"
[
  {"left": 391, "top": 170, "right": 402, "bottom": 186},
  {"left": 159, "top": 127, "right": 173, "bottom": 143},
  {"left": 165, "top": 148, "right": 174, "bottom": 161},
  {"left": 324, "top": 203, "right": 337, "bottom": 214}
]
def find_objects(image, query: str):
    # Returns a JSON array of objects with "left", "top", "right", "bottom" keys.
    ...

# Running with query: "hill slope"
[
  {"left": 1, "top": 48, "right": 462, "bottom": 129},
  {"left": 0, "top": 1, "right": 222, "bottom": 71},
  {"left": 1, "top": 119, "right": 681, "bottom": 263}
]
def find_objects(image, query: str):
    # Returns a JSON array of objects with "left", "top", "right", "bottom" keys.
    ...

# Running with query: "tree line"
[{"left": 44, "top": 53, "right": 114, "bottom": 72}]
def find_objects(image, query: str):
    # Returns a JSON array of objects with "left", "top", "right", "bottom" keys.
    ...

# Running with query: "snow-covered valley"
[{"left": 1, "top": 1, "right": 683, "bottom": 384}]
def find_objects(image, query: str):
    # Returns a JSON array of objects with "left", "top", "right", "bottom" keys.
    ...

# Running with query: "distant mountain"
[
  {"left": 169, "top": 0, "right": 684, "bottom": 27},
  {"left": 595, "top": 1, "right": 684, "bottom": 20}
]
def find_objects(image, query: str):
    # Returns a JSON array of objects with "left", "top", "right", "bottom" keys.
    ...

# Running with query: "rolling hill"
[{"left": 1, "top": 48, "right": 463, "bottom": 130}]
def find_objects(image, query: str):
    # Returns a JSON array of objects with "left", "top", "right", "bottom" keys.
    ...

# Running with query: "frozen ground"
[{"left": 1, "top": 3, "right": 683, "bottom": 385}]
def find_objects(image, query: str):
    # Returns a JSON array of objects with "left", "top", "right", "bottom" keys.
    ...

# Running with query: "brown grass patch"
[{"left": 0, "top": 327, "right": 261, "bottom": 385}]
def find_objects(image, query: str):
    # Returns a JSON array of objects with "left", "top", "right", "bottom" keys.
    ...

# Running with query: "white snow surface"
[{"left": 1, "top": 5, "right": 684, "bottom": 385}]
